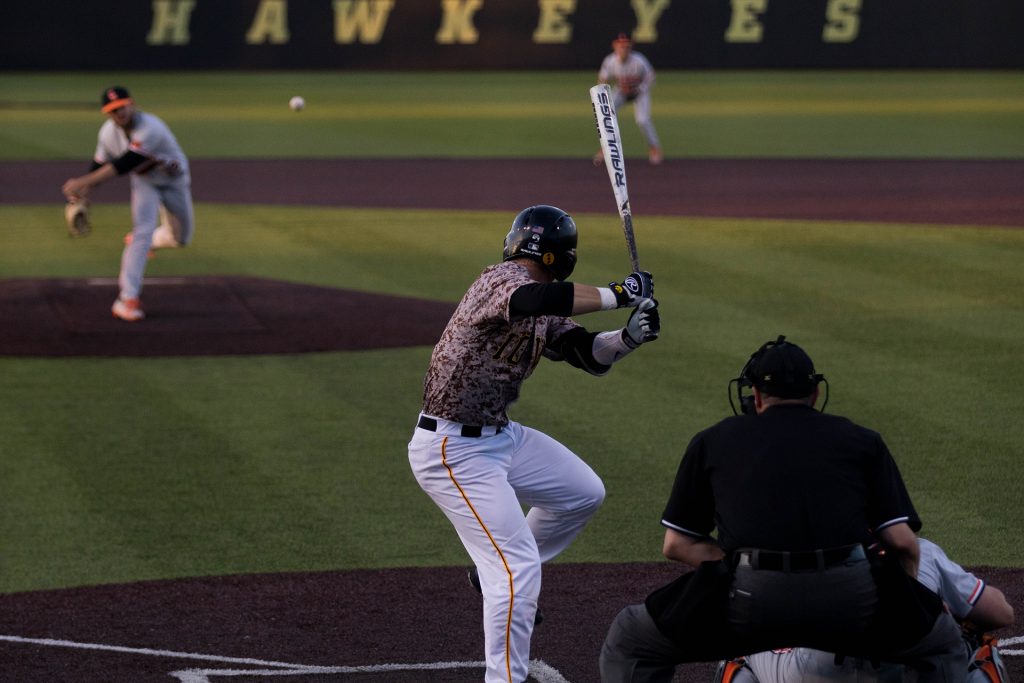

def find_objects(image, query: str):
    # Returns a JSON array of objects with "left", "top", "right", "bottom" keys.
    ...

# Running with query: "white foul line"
[
  {"left": 3, "top": 632, "right": 1017, "bottom": 679},
  {"left": 1000, "top": 633, "right": 1023, "bottom": 655},
  {"left": 0, "top": 635, "right": 311, "bottom": 669},
  {"left": 85, "top": 277, "right": 193, "bottom": 286},
  {"left": 167, "top": 662, "right": 490, "bottom": 682},
  {"left": 169, "top": 660, "right": 571, "bottom": 683},
  {"left": 0, "top": 635, "right": 573, "bottom": 681}
]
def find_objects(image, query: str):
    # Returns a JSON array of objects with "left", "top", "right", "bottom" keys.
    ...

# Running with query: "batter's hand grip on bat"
[{"left": 609, "top": 271, "right": 654, "bottom": 308}]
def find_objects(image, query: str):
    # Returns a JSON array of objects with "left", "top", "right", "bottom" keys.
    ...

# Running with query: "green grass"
[
  {"left": 1, "top": 204, "right": 1022, "bottom": 592},
  {"left": 1, "top": 70, "right": 1022, "bottom": 592},
  {"left": 2, "top": 70, "right": 1023, "bottom": 159}
]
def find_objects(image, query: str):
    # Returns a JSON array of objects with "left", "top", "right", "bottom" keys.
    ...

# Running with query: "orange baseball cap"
[{"left": 101, "top": 86, "right": 133, "bottom": 113}]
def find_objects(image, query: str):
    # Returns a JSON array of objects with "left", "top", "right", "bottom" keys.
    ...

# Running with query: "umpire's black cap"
[{"left": 747, "top": 337, "right": 821, "bottom": 398}]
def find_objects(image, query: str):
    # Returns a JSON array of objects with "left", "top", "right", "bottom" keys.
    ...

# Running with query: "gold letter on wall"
[
  {"left": 725, "top": 0, "right": 766, "bottom": 43},
  {"left": 147, "top": 0, "right": 196, "bottom": 45},
  {"left": 823, "top": 0, "right": 861, "bottom": 43},
  {"left": 436, "top": 0, "right": 483, "bottom": 44},
  {"left": 632, "top": 0, "right": 670, "bottom": 42},
  {"left": 333, "top": 0, "right": 395, "bottom": 43},
  {"left": 246, "top": 0, "right": 291, "bottom": 44},
  {"left": 534, "top": 0, "right": 576, "bottom": 44}
]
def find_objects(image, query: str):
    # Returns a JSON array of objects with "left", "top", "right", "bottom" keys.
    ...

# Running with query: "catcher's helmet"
[{"left": 503, "top": 205, "right": 578, "bottom": 281}]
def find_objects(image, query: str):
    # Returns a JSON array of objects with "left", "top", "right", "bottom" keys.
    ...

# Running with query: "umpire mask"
[{"left": 728, "top": 335, "right": 829, "bottom": 415}]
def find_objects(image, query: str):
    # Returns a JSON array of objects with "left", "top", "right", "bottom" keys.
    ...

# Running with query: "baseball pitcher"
[{"left": 61, "top": 86, "right": 194, "bottom": 322}]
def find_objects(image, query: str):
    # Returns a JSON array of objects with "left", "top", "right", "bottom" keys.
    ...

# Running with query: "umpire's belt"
[
  {"left": 417, "top": 415, "right": 503, "bottom": 438},
  {"left": 735, "top": 544, "right": 865, "bottom": 572}
]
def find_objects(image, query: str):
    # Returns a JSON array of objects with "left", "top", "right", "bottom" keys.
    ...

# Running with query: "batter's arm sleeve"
[
  {"left": 547, "top": 327, "right": 612, "bottom": 376},
  {"left": 510, "top": 281, "right": 624, "bottom": 318},
  {"left": 509, "top": 282, "right": 575, "bottom": 318}
]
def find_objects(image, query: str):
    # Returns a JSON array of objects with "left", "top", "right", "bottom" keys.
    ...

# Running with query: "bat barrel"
[{"left": 590, "top": 83, "right": 641, "bottom": 272}]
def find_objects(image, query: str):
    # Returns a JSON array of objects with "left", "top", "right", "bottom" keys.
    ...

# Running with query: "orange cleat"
[{"left": 111, "top": 297, "right": 145, "bottom": 322}]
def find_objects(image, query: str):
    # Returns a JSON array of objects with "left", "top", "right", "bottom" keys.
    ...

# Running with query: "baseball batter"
[
  {"left": 724, "top": 538, "right": 1014, "bottom": 683},
  {"left": 407, "top": 205, "right": 660, "bottom": 683},
  {"left": 62, "top": 86, "right": 194, "bottom": 322},
  {"left": 596, "top": 33, "right": 662, "bottom": 165}
]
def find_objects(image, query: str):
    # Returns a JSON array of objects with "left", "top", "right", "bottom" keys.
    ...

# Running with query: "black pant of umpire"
[{"left": 599, "top": 556, "right": 966, "bottom": 683}]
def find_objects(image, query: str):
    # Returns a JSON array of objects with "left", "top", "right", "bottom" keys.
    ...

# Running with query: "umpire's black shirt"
[{"left": 661, "top": 404, "right": 921, "bottom": 553}]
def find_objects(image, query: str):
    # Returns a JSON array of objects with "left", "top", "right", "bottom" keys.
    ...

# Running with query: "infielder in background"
[
  {"left": 62, "top": 86, "right": 194, "bottom": 322},
  {"left": 408, "top": 205, "right": 660, "bottom": 683},
  {"left": 595, "top": 33, "right": 663, "bottom": 165},
  {"left": 718, "top": 537, "right": 1014, "bottom": 683}
]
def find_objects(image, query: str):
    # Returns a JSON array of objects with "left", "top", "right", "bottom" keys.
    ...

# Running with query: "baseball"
[{"left": 289, "top": 96, "right": 305, "bottom": 112}]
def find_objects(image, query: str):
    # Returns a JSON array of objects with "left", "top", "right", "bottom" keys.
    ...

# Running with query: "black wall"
[{"left": 3, "top": 0, "right": 1021, "bottom": 70}]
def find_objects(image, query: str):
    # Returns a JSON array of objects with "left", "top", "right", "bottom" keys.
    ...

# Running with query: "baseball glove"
[
  {"left": 64, "top": 198, "right": 91, "bottom": 238},
  {"left": 619, "top": 77, "right": 642, "bottom": 102}
]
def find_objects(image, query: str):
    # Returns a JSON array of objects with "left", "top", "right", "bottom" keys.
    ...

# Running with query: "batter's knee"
[
  {"left": 559, "top": 475, "right": 604, "bottom": 519},
  {"left": 581, "top": 474, "right": 606, "bottom": 512}
]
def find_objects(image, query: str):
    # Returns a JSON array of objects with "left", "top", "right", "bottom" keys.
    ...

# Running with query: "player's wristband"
[
  {"left": 592, "top": 329, "right": 634, "bottom": 365},
  {"left": 598, "top": 287, "right": 619, "bottom": 311}
]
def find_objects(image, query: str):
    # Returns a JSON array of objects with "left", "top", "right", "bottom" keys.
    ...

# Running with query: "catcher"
[
  {"left": 61, "top": 85, "right": 194, "bottom": 322},
  {"left": 594, "top": 33, "right": 663, "bottom": 165},
  {"left": 714, "top": 538, "right": 1014, "bottom": 683}
]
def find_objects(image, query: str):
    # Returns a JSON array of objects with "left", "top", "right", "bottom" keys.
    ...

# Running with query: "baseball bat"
[{"left": 590, "top": 83, "right": 641, "bottom": 272}]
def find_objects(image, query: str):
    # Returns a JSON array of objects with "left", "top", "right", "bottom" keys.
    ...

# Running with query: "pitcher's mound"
[{"left": 0, "top": 276, "right": 455, "bottom": 357}]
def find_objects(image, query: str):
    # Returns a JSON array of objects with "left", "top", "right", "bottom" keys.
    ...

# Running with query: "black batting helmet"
[{"left": 502, "top": 205, "right": 578, "bottom": 281}]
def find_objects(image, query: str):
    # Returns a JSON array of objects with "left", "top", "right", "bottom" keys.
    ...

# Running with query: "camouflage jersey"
[{"left": 421, "top": 261, "right": 579, "bottom": 426}]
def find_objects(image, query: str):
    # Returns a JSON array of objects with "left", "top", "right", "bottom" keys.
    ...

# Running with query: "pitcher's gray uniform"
[
  {"left": 735, "top": 539, "right": 1008, "bottom": 683},
  {"left": 598, "top": 34, "right": 662, "bottom": 163},
  {"left": 408, "top": 205, "right": 660, "bottom": 683},
  {"left": 62, "top": 86, "right": 193, "bottom": 321}
]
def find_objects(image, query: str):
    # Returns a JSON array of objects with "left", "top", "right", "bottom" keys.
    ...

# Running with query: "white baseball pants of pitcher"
[{"left": 120, "top": 173, "right": 194, "bottom": 300}]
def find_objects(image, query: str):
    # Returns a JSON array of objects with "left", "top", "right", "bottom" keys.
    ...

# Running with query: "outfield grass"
[
  {"left": 1, "top": 71, "right": 1022, "bottom": 592},
  {"left": 2, "top": 70, "right": 1023, "bottom": 160}
]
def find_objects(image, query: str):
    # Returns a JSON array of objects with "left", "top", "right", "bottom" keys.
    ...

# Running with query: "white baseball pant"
[{"left": 408, "top": 415, "right": 605, "bottom": 683}]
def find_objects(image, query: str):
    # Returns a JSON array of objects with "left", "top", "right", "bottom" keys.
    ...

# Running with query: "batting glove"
[
  {"left": 609, "top": 271, "right": 654, "bottom": 308},
  {"left": 622, "top": 298, "right": 660, "bottom": 348}
]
